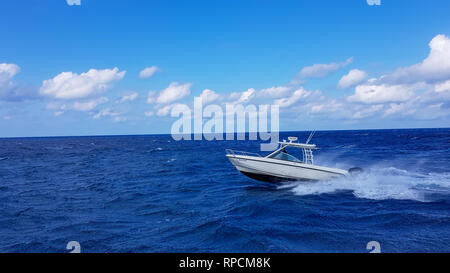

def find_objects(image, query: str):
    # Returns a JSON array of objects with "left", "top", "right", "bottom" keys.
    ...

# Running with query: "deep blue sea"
[{"left": 0, "top": 129, "right": 449, "bottom": 253}]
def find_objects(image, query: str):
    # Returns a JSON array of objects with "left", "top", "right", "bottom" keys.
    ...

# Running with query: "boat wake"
[{"left": 279, "top": 167, "right": 450, "bottom": 202}]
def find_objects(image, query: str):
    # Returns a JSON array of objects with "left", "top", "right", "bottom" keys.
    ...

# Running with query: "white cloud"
[
  {"left": 383, "top": 103, "right": 411, "bottom": 117},
  {"left": 352, "top": 104, "right": 383, "bottom": 119},
  {"left": 435, "top": 80, "right": 450, "bottom": 93},
  {"left": 222, "top": 85, "right": 292, "bottom": 106},
  {"left": 274, "top": 88, "right": 312, "bottom": 108},
  {"left": 93, "top": 108, "right": 121, "bottom": 119},
  {"left": 0, "top": 63, "right": 20, "bottom": 85},
  {"left": 93, "top": 108, "right": 127, "bottom": 122},
  {"left": 258, "top": 86, "right": 291, "bottom": 98},
  {"left": 156, "top": 82, "right": 191, "bottom": 104},
  {"left": 342, "top": 35, "right": 450, "bottom": 120},
  {"left": 416, "top": 103, "right": 450, "bottom": 119},
  {"left": 40, "top": 67, "right": 125, "bottom": 100},
  {"left": 156, "top": 103, "right": 185, "bottom": 117},
  {"left": 229, "top": 88, "right": 256, "bottom": 104},
  {"left": 156, "top": 105, "right": 172, "bottom": 116},
  {"left": 139, "top": 66, "right": 159, "bottom": 79},
  {"left": 383, "top": 34, "right": 450, "bottom": 84},
  {"left": 338, "top": 69, "right": 368, "bottom": 89},
  {"left": 348, "top": 83, "right": 415, "bottom": 104},
  {"left": 199, "top": 89, "right": 220, "bottom": 104},
  {"left": 73, "top": 97, "right": 109, "bottom": 111},
  {"left": 154, "top": 103, "right": 191, "bottom": 117},
  {"left": 9, "top": 34, "right": 450, "bottom": 127},
  {"left": 47, "top": 97, "right": 108, "bottom": 113},
  {"left": 66, "top": 0, "right": 81, "bottom": 6},
  {"left": 309, "top": 100, "right": 343, "bottom": 114},
  {"left": 297, "top": 57, "right": 353, "bottom": 80},
  {"left": 116, "top": 92, "right": 138, "bottom": 103},
  {"left": 0, "top": 63, "right": 35, "bottom": 101},
  {"left": 146, "top": 91, "right": 156, "bottom": 104}
]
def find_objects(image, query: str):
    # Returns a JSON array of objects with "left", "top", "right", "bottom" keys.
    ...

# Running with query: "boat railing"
[{"left": 225, "top": 149, "right": 262, "bottom": 157}]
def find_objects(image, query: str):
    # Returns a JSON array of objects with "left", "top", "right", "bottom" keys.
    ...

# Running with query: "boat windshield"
[{"left": 268, "top": 150, "right": 302, "bottom": 163}]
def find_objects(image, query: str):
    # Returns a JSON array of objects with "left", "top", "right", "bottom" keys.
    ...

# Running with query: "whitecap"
[{"left": 284, "top": 167, "right": 450, "bottom": 202}]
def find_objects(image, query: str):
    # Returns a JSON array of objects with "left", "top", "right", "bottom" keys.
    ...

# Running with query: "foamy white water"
[{"left": 280, "top": 167, "right": 450, "bottom": 202}]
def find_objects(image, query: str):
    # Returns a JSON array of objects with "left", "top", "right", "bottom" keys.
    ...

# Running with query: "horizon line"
[{"left": 0, "top": 126, "right": 448, "bottom": 140}]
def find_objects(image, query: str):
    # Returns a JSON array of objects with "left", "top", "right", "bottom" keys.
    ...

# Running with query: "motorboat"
[{"left": 226, "top": 133, "right": 357, "bottom": 182}]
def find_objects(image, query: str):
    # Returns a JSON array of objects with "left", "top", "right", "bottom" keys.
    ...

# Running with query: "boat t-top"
[{"left": 226, "top": 132, "right": 357, "bottom": 182}]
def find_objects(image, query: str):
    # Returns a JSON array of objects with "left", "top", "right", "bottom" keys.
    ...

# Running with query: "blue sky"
[{"left": 1, "top": 0, "right": 450, "bottom": 137}]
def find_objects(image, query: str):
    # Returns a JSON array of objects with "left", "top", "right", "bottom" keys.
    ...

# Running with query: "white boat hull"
[{"left": 226, "top": 154, "right": 348, "bottom": 182}]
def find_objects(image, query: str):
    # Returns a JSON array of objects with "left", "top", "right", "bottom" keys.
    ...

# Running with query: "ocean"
[{"left": 0, "top": 128, "right": 449, "bottom": 253}]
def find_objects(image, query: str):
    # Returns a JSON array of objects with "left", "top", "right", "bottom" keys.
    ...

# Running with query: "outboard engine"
[{"left": 348, "top": 167, "right": 364, "bottom": 175}]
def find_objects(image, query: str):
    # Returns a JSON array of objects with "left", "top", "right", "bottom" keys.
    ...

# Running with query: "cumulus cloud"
[
  {"left": 309, "top": 100, "right": 344, "bottom": 114},
  {"left": 40, "top": 67, "right": 125, "bottom": 100},
  {"left": 93, "top": 108, "right": 121, "bottom": 119},
  {"left": 274, "top": 88, "right": 312, "bottom": 108},
  {"left": 301, "top": 99, "right": 385, "bottom": 120},
  {"left": 73, "top": 97, "right": 109, "bottom": 111},
  {"left": 156, "top": 105, "right": 174, "bottom": 116},
  {"left": 199, "top": 89, "right": 220, "bottom": 104},
  {"left": 383, "top": 103, "right": 412, "bottom": 117},
  {"left": 338, "top": 69, "right": 368, "bottom": 89},
  {"left": 296, "top": 57, "right": 353, "bottom": 81},
  {"left": 352, "top": 104, "right": 384, "bottom": 119},
  {"left": 347, "top": 83, "right": 415, "bottom": 104},
  {"left": 343, "top": 34, "right": 450, "bottom": 117},
  {"left": 258, "top": 86, "right": 291, "bottom": 98},
  {"left": 0, "top": 63, "right": 37, "bottom": 101},
  {"left": 229, "top": 88, "right": 256, "bottom": 104},
  {"left": 343, "top": 34, "right": 450, "bottom": 122},
  {"left": 226, "top": 86, "right": 292, "bottom": 105},
  {"left": 47, "top": 97, "right": 108, "bottom": 113},
  {"left": 9, "top": 34, "right": 450, "bottom": 126},
  {"left": 0, "top": 63, "right": 20, "bottom": 99},
  {"left": 66, "top": 0, "right": 81, "bottom": 6},
  {"left": 40, "top": 67, "right": 125, "bottom": 115},
  {"left": 382, "top": 34, "right": 450, "bottom": 84},
  {"left": 435, "top": 80, "right": 450, "bottom": 93},
  {"left": 156, "top": 82, "right": 191, "bottom": 104},
  {"left": 155, "top": 103, "right": 187, "bottom": 117},
  {"left": 116, "top": 92, "right": 138, "bottom": 103},
  {"left": 146, "top": 91, "right": 157, "bottom": 104},
  {"left": 139, "top": 66, "right": 159, "bottom": 79},
  {"left": 0, "top": 63, "right": 20, "bottom": 84},
  {"left": 91, "top": 108, "right": 127, "bottom": 122}
]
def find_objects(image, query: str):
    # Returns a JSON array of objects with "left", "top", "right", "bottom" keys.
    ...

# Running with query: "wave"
[{"left": 280, "top": 167, "right": 450, "bottom": 202}]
